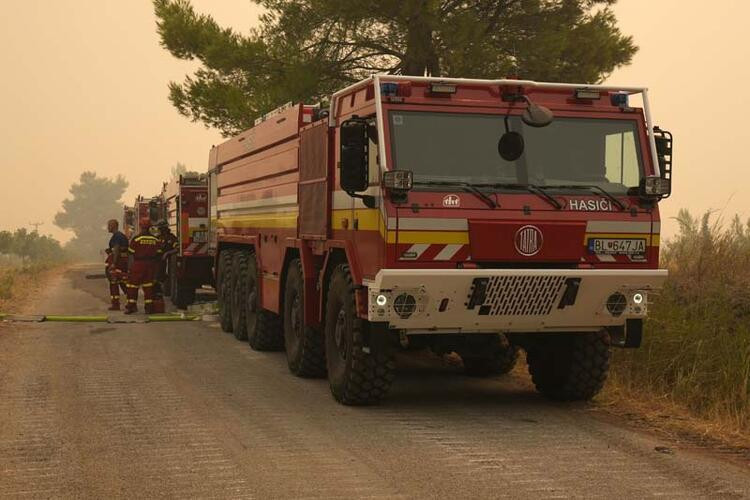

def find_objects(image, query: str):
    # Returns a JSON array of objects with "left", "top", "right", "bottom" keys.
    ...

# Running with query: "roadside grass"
[
  {"left": 605, "top": 209, "right": 750, "bottom": 438},
  {"left": 0, "top": 261, "right": 65, "bottom": 311}
]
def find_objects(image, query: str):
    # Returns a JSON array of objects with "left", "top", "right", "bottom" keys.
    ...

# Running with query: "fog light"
[
  {"left": 633, "top": 292, "right": 644, "bottom": 304},
  {"left": 393, "top": 293, "right": 417, "bottom": 319},
  {"left": 606, "top": 293, "right": 627, "bottom": 317},
  {"left": 376, "top": 294, "right": 388, "bottom": 306}
]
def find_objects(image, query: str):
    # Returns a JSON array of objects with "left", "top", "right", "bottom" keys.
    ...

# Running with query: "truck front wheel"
[
  {"left": 324, "top": 264, "right": 395, "bottom": 405},
  {"left": 217, "top": 249, "right": 236, "bottom": 333},
  {"left": 526, "top": 331, "right": 610, "bottom": 401},
  {"left": 283, "top": 259, "right": 326, "bottom": 377}
]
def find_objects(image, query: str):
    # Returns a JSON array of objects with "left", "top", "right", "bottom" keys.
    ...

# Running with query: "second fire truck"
[{"left": 160, "top": 173, "right": 213, "bottom": 308}]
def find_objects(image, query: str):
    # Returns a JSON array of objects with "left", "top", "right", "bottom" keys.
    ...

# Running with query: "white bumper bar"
[{"left": 365, "top": 269, "right": 668, "bottom": 333}]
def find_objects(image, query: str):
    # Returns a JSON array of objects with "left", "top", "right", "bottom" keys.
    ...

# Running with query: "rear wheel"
[
  {"left": 172, "top": 278, "right": 196, "bottom": 310},
  {"left": 230, "top": 251, "right": 250, "bottom": 340},
  {"left": 217, "top": 249, "right": 236, "bottom": 333},
  {"left": 461, "top": 335, "right": 519, "bottom": 377},
  {"left": 283, "top": 259, "right": 326, "bottom": 377},
  {"left": 526, "top": 331, "right": 611, "bottom": 401},
  {"left": 324, "top": 264, "right": 395, "bottom": 405},
  {"left": 245, "top": 253, "right": 284, "bottom": 351}
]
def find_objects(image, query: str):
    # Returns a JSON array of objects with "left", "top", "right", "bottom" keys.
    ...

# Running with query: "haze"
[{"left": 1, "top": 0, "right": 747, "bottom": 242}]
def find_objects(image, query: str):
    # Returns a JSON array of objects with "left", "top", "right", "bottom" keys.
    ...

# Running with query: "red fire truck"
[
  {"left": 161, "top": 173, "right": 213, "bottom": 308},
  {"left": 208, "top": 75, "right": 672, "bottom": 406}
]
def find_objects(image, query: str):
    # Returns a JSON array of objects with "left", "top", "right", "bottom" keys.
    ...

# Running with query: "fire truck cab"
[
  {"left": 161, "top": 173, "right": 213, "bottom": 308},
  {"left": 209, "top": 75, "right": 673, "bottom": 405}
]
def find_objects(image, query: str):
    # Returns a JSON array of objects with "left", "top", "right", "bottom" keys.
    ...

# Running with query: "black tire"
[
  {"left": 230, "top": 251, "right": 250, "bottom": 340},
  {"left": 324, "top": 264, "right": 395, "bottom": 405},
  {"left": 172, "top": 278, "right": 196, "bottom": 310},
  {"left": 526, "top": 331, "right": 611, "bottom": 401},
  {"left": 283, "top": 259, "right": 326, "bottom": 377},
  {"left": 217, "top": 249, "right": 236, "bottom": 333},
  {"left": 244, "top": 253, "right": 284, "bottom": 351},
  {"left": 462, "top": 342, "right": 519, "bottom": 377}
]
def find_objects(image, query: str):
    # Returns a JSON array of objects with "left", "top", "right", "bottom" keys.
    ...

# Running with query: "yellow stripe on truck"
[
  {"left": 218, "top": 211, "right": 298, "bottom": 229},
  {"left": 388, "top": 231, "right": 469, "bottom": 245}
]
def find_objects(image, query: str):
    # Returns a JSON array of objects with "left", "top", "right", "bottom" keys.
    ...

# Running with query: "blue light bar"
[
  {"left": 611, "top": 92, "right": 630, "bottom": 108},
  {"left": 380, "top": 83, "right": 399, "bottom": 96}
]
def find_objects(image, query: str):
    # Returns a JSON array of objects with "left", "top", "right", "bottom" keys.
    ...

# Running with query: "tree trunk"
[{"left": 402, "top": 1, "right": 440, "bottom": 76}]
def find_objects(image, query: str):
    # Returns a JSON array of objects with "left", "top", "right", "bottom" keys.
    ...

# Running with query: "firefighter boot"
[
  {"left": 143, "top": 282, "right": 155, "bottom": 314},
  {"left": 124, "top": 284, "right": 139, "bottom": 314},
  {"left": 108, "top": 280, "right": 121, "bottom": 310}
]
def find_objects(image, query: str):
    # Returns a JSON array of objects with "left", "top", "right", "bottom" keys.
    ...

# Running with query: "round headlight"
[
  {"left": 376, "top": 294, "right": 388, "bottom": 306},
  {"left": 633, "top": 292, "right": 644, "bottom": 304}
]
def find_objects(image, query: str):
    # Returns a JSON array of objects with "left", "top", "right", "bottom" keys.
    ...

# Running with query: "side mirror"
[
  {"left": 339, "top": 118, "right": 369, "bottom": 193},
  {"left": 498, "top": 131, "right": 525, "bottom": 161},
  {"left": 522, "top": 103, "right": 554, "bottom": 128}
]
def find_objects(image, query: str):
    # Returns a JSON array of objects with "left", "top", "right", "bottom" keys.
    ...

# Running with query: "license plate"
[
  {"left": 192, "top": 231, "right": 207, "bottom": 243},
  {"left": 588, "top": 238, "right": 646, "bottom": 255}
]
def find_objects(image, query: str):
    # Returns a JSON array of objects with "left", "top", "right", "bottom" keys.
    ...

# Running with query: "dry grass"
[
  {"left": 605, "top": 209, "right": 750, "bottom": 440},
  {"left": 0, "top": 263, "right": 63, "bottom": 313}
]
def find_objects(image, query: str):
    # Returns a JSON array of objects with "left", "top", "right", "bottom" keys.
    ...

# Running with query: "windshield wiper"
[
  {"left": 413, "top": 180, "right": 497, "bottom": 209},
  {"left": 479, "top": 183, "right": 563, "bottom": 210},
  {"left": 538, "top": 184, "right": 626, "bottom": 211}
]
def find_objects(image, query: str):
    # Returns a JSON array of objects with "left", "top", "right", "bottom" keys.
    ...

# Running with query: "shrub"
[{"left": 610, "top": 209, "right": 750, "bottom": 430}]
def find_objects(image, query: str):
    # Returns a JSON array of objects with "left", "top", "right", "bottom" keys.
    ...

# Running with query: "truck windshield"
[{"left": 388, "top": 111, "right": 644, "bottom": 194}]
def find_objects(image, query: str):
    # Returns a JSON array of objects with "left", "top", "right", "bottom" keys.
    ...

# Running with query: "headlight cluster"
[
  {"left": 606, "top": 290, "right": 648, "bottom": 317},
  {"left": 369, "top": 288, "right": 427, "bottom": 321}
]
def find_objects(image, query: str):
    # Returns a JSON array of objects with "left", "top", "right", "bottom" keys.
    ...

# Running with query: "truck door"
[{"left": 298, "top": 122, "right": 330, "bottom": 239}]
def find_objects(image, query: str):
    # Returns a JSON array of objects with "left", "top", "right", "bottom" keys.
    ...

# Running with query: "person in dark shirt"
[{"left": 106, "top": 219, "right": 130, "bottom": 310}]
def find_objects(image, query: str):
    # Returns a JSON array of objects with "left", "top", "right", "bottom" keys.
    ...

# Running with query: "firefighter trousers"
[
  {"left": 125, "top": 261, "right": 157, "bottom": 313},
  {"left": 107, "top": 267, "right": 128, "bottom": 309}
]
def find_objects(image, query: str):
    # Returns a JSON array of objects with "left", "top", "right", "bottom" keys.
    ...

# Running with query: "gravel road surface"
[{"left": 1, "top": 265, "right": 748, "bottom": 499}]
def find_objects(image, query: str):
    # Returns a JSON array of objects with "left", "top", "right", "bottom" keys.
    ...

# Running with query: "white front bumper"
[{"left": 365, "top": 269, "right": 668, "bottom": 333}]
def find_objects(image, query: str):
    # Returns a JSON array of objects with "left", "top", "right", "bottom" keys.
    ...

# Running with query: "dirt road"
[{"left": 1, "top": 266, "right": 748, "bottom": 499}]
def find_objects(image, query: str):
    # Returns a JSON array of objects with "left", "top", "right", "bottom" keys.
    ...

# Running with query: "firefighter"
[
  {"left": 105, "top": 219, "right": 129, "bottom": 311},
  {"left": 124, "top": 218, "right": 162, "bottom": 314},
  {"left": 153, "top": 220, "right": 177, "bottom": 312}
]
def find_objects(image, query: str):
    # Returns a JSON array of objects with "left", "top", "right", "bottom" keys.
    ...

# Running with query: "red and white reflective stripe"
[
  {"left": 302, "top": 107, "right": 314, "bottom": 123},
  {"left": 582, "top": 253, "right": 647, "bottom": 264},
  {"left": 398, "top": 244, "right": 470, "bottom": 261}
]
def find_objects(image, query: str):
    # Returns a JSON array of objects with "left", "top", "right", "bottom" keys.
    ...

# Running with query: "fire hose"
[{"left": 0, "top": 313, "right": 201, "bottom": 323}]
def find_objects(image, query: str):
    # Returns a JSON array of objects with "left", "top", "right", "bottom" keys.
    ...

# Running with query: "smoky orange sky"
[{"left": 1, "top": 0, "right": 747, "bottom": 243}]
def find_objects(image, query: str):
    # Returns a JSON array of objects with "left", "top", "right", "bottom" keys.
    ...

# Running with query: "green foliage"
[
  {"left": 154, "top": 0, "right": 637, "bottom": 136},
  {"left": 611, "top": 210, "right": 750, "bottom": 431},
  {"left": 0, "top": 228, "right": 66, "bottom": 263},
  {"left": 0, "top": 272, "right": 13, "bottom": 300},
  {"left": 54, "top": 171, "right": 129, "bottom": 259}
]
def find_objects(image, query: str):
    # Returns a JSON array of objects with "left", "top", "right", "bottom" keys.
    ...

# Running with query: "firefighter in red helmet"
[{"left": 124, "top": 217, "right": 162, "bottom": 314}]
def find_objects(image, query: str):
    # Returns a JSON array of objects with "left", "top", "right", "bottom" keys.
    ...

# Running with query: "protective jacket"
[{"left": 125, "top": 231, "right": 162, "bottom": 313}]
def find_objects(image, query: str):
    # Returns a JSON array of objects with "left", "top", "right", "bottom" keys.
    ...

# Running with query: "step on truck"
[
  {"left": 208, "top": 75, "right": 672, "bottom": 405},
  {"left": 161, "top": 173, "right": 213, "bottom": 308}
]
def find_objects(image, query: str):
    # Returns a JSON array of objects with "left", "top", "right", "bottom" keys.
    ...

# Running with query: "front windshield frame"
[{"left": 383, "top": 104, "right": 650, "bottom": 195}]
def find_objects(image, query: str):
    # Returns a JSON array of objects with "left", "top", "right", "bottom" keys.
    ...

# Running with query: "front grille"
[{"left": 478, "top": 275, "right": 568, "bottom": 316}]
